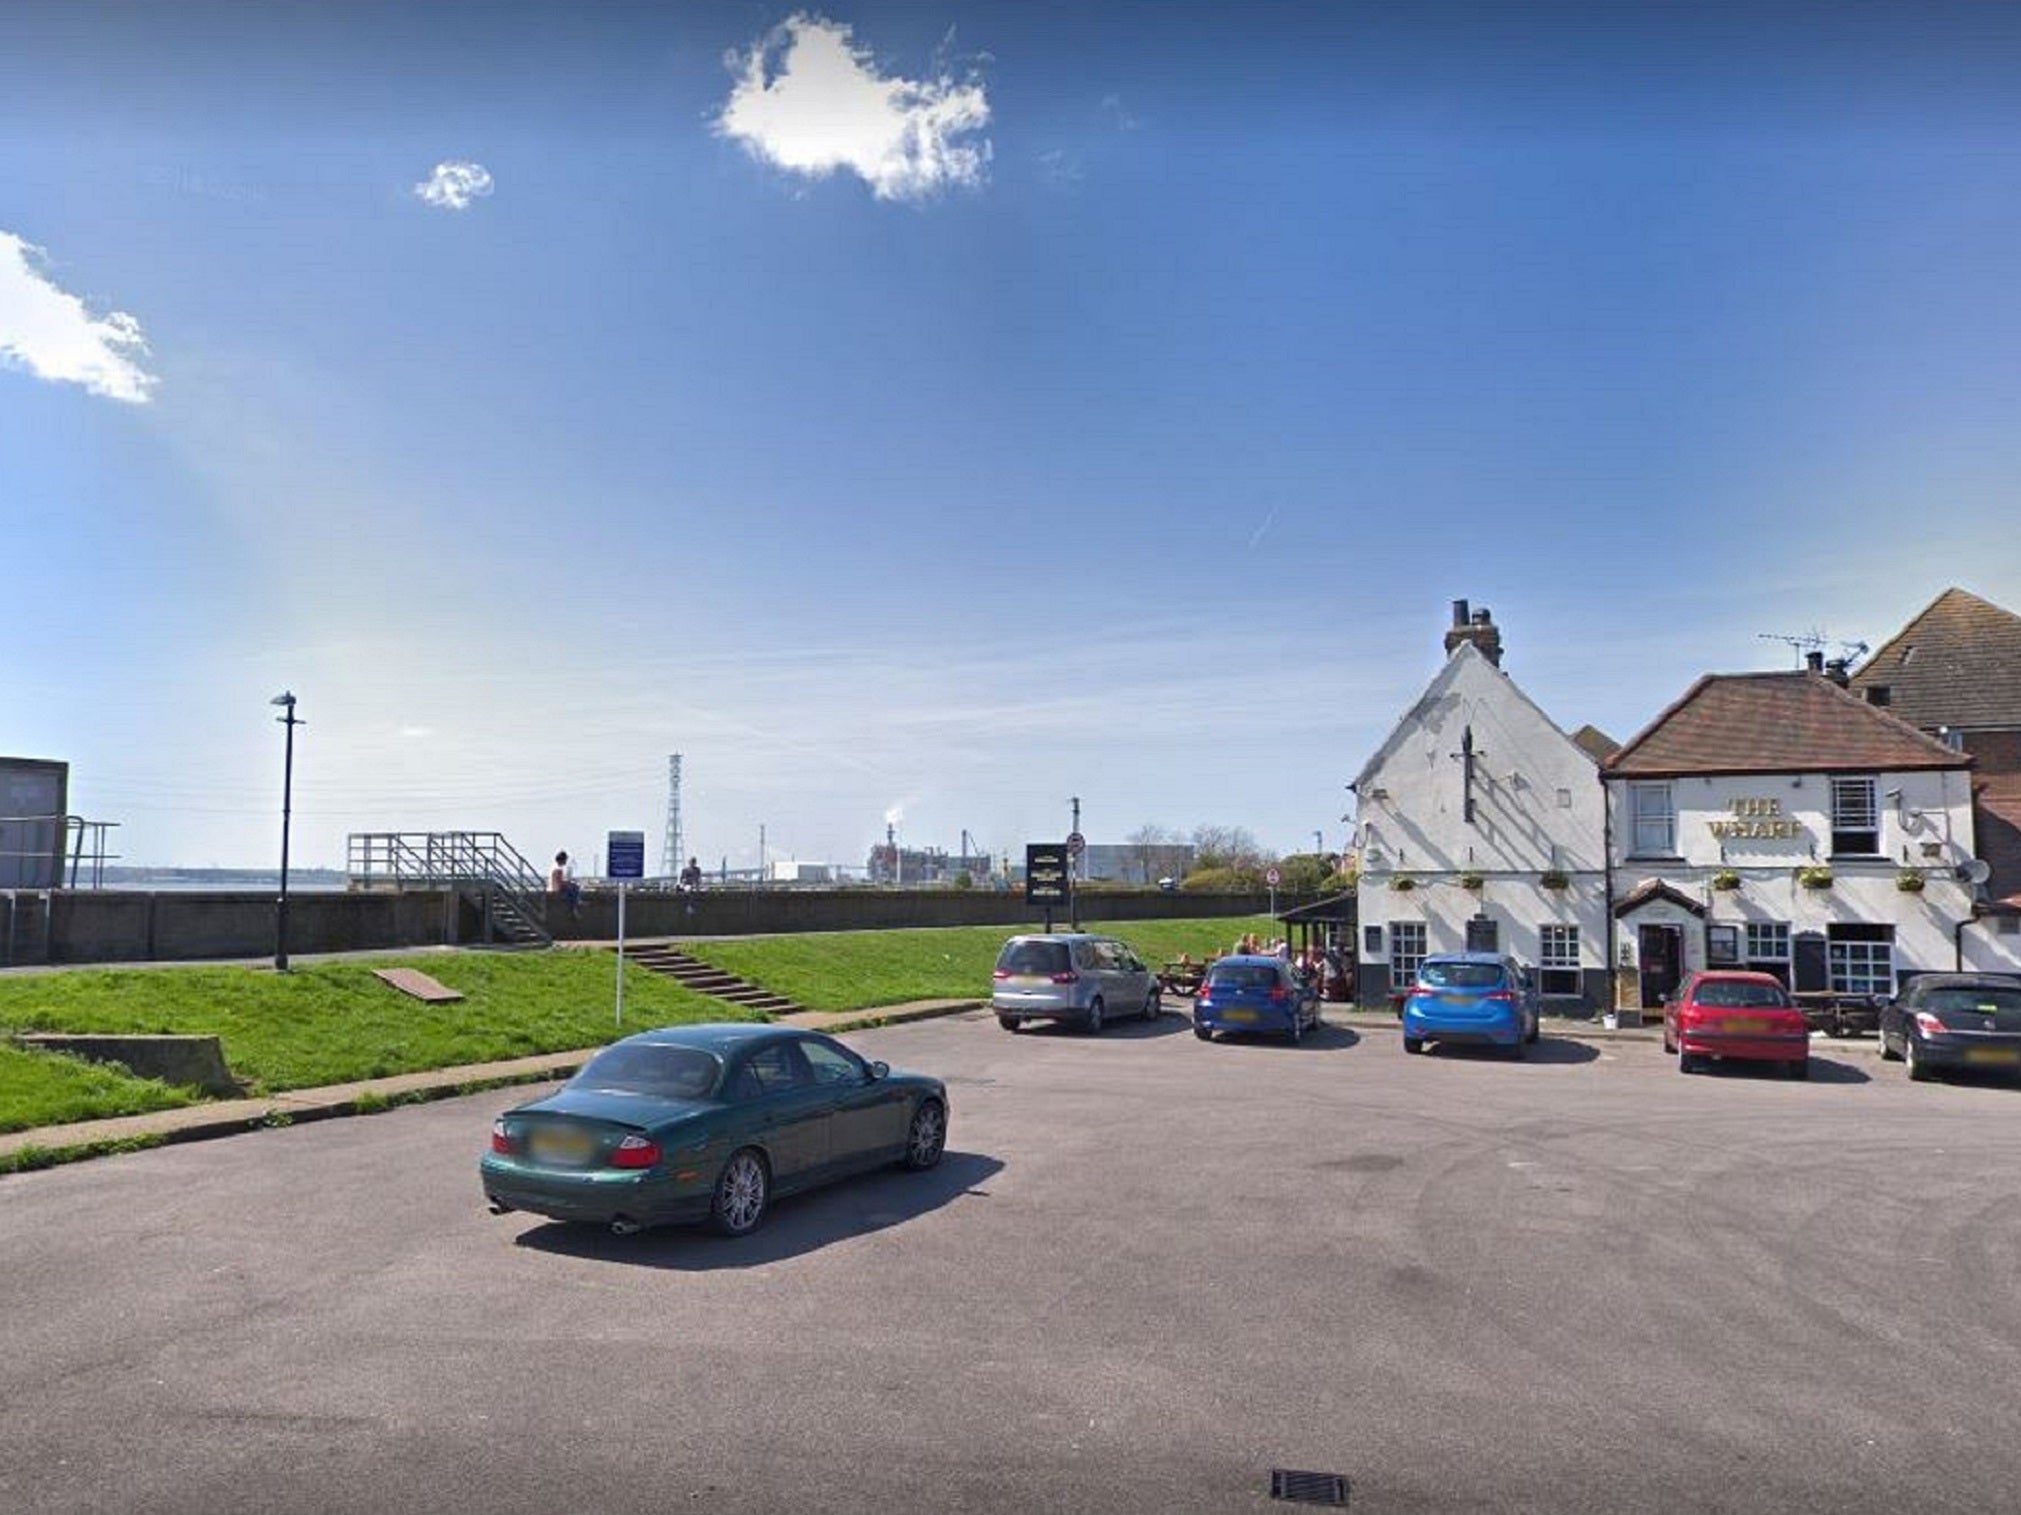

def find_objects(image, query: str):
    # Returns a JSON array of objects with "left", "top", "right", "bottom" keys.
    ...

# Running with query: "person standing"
[{"left": 678, "top": 855, "right": 704, "bottom": 892}]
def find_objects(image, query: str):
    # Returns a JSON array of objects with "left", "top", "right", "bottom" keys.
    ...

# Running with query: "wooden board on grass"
[{"left": 372, "top": 968, "right": 466, "bottom": 1004}]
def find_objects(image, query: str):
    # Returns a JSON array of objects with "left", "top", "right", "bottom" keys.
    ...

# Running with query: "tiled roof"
[
  {"left": 1605, "top": 671, "right": 1969, "bottom": 777},
  {"left": 1850, "top": 587, "right": 2021, "bottom": 732},
  {"left": 1975, "top": 773, "right": 2021, "bottom": 911}
]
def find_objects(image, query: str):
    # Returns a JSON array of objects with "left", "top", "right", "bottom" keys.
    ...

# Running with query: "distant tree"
[
  {"left": 1274, "top": 853, "right": 1334, "bottom": 895},
  {"left": 1190, "top": 824, "right": 1265, "bottom": 873},
  {"left": 1126, "top": 823, "right": 1180, "bottom": 885}
]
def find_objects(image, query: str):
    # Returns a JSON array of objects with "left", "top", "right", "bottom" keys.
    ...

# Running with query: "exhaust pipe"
[
  {"left": 487, "top": 1199, "right": 515, "bottom": 1216},
  {"left": 610, "top": 1215, "right": 644, "bottom": 1237}
]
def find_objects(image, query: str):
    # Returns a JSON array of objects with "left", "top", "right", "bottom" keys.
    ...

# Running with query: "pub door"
[{"left": 1638, "top": 924, "right": 1683, "bottom": 1008}]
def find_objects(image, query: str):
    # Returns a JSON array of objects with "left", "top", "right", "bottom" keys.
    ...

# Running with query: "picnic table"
[{"left": 1159, "top": 959, "right": 1208, "bottom": 997}]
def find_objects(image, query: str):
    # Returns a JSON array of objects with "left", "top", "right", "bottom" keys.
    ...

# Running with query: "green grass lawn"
[
  {"left": 0, "top": 916, "right": 1272, "bottom": 1135},
  {"left": 0, "top": 951, "right": 738, "bottom": 1130},
  {"left": 681, "top": 915, "right": 1278, "bottom": 1013},
  {"left": 0, "top": 1044, "right": 204, "bottom": 1134}
]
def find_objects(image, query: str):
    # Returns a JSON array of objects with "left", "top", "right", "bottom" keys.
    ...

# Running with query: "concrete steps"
[{"left": 624, "top": 944, "right": 807, "bottom": 1016}]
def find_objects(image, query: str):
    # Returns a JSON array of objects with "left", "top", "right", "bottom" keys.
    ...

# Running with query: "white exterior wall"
[
  {"left": 1607, "top": 767, "right": 1978, "bottom": 981},
  {"left": 1962, "top": 917, "right": 2021, "bottom": 974},
  {"left": 1353, "top": 646, "right": 1609, "bottom": 1000}
]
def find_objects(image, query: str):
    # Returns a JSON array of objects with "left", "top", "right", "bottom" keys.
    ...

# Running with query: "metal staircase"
[
  {"left": 625, "top": 943, "right": 806, "bottom": 1017},
  {"left": 347, "top": 832, "right": 553, "bottom": 948}
]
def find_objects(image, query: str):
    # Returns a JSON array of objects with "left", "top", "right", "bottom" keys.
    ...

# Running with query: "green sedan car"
[{"left": 481, "top": 1023, "right": 949, "bottom": 1238}]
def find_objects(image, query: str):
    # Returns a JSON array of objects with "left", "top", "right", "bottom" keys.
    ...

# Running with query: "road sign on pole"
[{"left": 608, "top": 831, "right": 646, "bottom": 1026}]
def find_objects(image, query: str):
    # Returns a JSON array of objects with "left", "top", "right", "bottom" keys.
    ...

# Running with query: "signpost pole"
[
  {"left": 606, "top": 829, "right": 647, "bottom": 1030},
  {"left": 615, "top": 882, "right": 627, "bottom": 1029}
]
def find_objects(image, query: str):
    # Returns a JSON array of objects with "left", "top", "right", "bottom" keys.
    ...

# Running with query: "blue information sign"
[{"left": 607, "top": 830, "right": 647, "bottom": 880}]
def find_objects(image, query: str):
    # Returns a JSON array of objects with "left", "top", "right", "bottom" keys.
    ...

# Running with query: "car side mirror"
[{"left": 868, "top": 1060, "right": 889, "bottom": 1082}]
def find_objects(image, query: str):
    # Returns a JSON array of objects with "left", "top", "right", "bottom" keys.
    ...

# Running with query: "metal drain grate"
[{"left": 1271, "top": 1469, "right": 1349, "bottom": 1506}]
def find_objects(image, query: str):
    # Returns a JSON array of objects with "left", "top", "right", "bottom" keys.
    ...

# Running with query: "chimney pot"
[
  {"left": 1451, "top": 599, "right": 1470, "bottom": 628},
  {"left": 1805, "top": 651, "right": 1824, "bottom": 674}
]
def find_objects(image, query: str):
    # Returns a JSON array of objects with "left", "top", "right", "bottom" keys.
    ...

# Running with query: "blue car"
[
  {"left": 1401, "top": 952, "right": 1540, "bottom": 1057},
  {"left": 1193, "top": 955, "right": 1321, "bottom": 1043}
]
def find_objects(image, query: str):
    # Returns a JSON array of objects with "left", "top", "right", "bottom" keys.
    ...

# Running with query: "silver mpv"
[{"left": 991, "top": 933, "right": 1162, "bottom": 1034}]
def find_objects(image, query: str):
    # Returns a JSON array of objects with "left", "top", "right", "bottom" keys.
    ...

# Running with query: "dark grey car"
[
  {"left": 1877, "top": 972, "right": 2021, "bottom": 1082},
  {"left": 990, "top": 933, "right": 1161, "bottom": 1034}
]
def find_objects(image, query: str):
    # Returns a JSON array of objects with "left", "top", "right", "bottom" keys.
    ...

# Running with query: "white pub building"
[{"left": 1602, "top": 669, "right": 1982, "bottom": 1008}]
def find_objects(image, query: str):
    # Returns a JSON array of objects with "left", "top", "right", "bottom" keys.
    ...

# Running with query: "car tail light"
[
  {"left": 609, "top": 1134, "right": 662, "bottom": 1169},
  {"left": 992, "top": 969, "right": 1010, "bottom": 981},
  {"left": 1914, "top": 1011, "right": 1949, "bottom": 1038},
  {"left": 1268, "top": 987, "right": 1288, "bottom": 1003},
  {"left": 490, "top": 1120, "right": 513, "bottom": 1154},
  {"left": 1050, "top": 971, "right": 1080, "bottom": 984},
  {"left": 1482, "top": 991, "right": 1517, "bottom": 1006}
]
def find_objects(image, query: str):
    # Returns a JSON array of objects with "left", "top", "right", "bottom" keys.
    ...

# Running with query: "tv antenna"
[{"left": 1756, "top": 630, "right": 1870, "bottom": 668}]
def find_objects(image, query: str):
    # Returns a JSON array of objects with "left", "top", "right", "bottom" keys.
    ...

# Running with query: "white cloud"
[
  {"left": 413, "top": 161, "right": 494, "bottom": 211},
  {"left": 717, "top": 13, "right": 991, "bottom": 202},
  {"left": 0, "top": 232, "right": 156, "bottom": 403}
]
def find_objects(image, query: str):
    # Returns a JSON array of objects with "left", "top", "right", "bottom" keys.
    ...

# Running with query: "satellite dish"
[{"left": 1959, "top": 858, "right": 1994, "bottom": 885}]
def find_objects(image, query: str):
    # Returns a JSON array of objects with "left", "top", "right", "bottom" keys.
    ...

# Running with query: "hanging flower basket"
[
  {"left": 1388, "top": 875, "right": 1417, "bottom": 892},
  {"left": 1458, "top": 871, "right": 1484, "bottom": 892},
  {"left": 1539, "top": 869, "right": 1570, "bottom": 891},
  {"left": 1798, "top": 865, "right": 1834, "bottom": 891},
  {"left": 1895, "top": 869, "right": 1926, "bottom": 893},
  {"left": 1711, "top": 870, "right": 1741, "bottom": 892}
]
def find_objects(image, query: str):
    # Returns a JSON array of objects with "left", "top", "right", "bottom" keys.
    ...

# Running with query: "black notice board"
[{"left": 1025, "top": 843, "right": 1069, "bottom": 906}]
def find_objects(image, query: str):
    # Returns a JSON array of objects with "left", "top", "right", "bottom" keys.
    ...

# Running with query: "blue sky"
[{"left": 4, "top": 2, "right": 2019, "bottom": 874}]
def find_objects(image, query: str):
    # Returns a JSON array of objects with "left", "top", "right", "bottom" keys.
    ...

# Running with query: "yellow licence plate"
[
  {"left": 1966, "top": 1047, "right": 2020, "bottom": 1066},
  {"left": 1221, "top": 1009, "right": 1259, "bottom": 1023},
  {"left": 530, "top": 1127, "right": 597, "bottom": 1164},
  {"left": 1721, "top": 1018, "right": 1769, "bottom": 1035}
]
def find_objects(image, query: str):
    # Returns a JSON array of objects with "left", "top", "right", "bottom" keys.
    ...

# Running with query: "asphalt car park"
[{"left": 5, "top": 1012, "right": 2021, "bottom": 1514}]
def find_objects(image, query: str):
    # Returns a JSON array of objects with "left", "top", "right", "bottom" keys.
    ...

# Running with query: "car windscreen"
[
  {"left": 1419, "top": 962, "right": 1504, "bottom": 989},
  {"left": 998, "top": 940, "right": 1070, "bottom": 975},
  {"left": 572, "top": 1044, "right": 722, "bottom": 1099},
  {"left": 1924, "top": 988, "right": 2021, "bottom": 1014},
  {"left": 1207, "top": 964, "right": 1279, "bottom": 990},
  {"left": 1694, "top": 981, "right": 1790, "bottom": 1009}
]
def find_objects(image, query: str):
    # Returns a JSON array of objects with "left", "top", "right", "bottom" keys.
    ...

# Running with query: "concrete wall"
[{"left": 4, "top": 887, "right": 1268, "bottom": 966}]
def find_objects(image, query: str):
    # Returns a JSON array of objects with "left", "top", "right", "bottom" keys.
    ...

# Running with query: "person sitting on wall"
[
  {"left": 548, "top": 851, "right": 582, "bottom": 917},
  {"left": 678, "top": 856, "right": 704, "bottom": 892}
]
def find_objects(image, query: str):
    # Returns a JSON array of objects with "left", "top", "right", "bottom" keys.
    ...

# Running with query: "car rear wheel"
[
  {"left": 1905, "top": 1034, "right": 1934, "bottom": 1083},
  {"left": 708, "top": 1149, "right": 769, "bottom": 1237},
  {"left": 1193, "top": 1024, "right": 1211, "bottom": 1041},
  {"left": 1403, "top": 1035, "right": 1425, "bottom": 1055},
  {"left": 1662, "top": 1024, "right": 1676, "bottom": 1054},
  {"left": 1678, "top": 1050, "right": 1701, "bottom": 1074},
  {"left": 1084, "top": 998, "right": 1105, "bottom": 1035},
  {"left": 1287, "top": 1010, "right": 1304, "bottom": 1045},
  {"left": 902, "top": 1099, "right": 947, "bottom": 1170},
  {"left": 997, "top": 1014, "right": 1020, "bottom": 1033},
  {"left": 1876, "top": 1025, "right": 1898, "bottom": 1061},
  {"left": 1142, "top": 990, "right": 1161, "bottom": 1022}
]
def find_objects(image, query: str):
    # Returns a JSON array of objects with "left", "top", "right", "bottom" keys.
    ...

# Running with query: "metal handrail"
[{"left": 346, "top": 831, "right": 551, "bottom": 946}]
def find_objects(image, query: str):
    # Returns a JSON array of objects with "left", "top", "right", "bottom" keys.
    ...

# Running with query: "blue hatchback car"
[
  {"left": 1193, "top": 955, "right": 1321, "bottom": 1043},
  {"left": 1402, "top": 952, "right": 1540, "bottom": 1057}
]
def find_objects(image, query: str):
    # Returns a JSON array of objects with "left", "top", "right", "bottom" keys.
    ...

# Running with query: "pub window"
[
  {"left": 1389, "top": 921, "right": 1427, "bottom": 991},
  {"left": 1630, "top": 782, "right": 1676, "bottom": 857},
  {"left": 1707, "top": 924, "right": 1740, "bottom": 966},
  {"left": 1744, "top": 921, "right": 1791, "bottom": 986},
  {"left": 1539, "top": 924, "right": 1580, "bottom": 996},
  {"left": 1827, "top": 922, "right": 1894, "bottom": 996},
  {"left": 1830, "top": 777, "right": 1880, "bottom": 856},
  {"left": 1363, "top": 924, "right": 1384, "bottom": 956}
]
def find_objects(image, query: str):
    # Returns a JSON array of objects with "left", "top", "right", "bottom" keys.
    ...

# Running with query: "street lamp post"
[{"left": 271, "top": 691, "right": 301, "bottom": 971}]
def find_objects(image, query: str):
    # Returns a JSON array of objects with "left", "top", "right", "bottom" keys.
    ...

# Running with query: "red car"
[{"left": 1662, "top": 970, "right": 1810, "bottom": 1079}]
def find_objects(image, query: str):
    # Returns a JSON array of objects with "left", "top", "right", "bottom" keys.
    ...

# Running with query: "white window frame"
[
  {"left": 1829, "top": 936, "right": 1894, "bottom": 996},
  {"left": 1389, "top": 921, "right": 1427, "bottom": 991},
  {"left": 1830, "top": 776, "right": 1880, "bottom": 857},
  {"left": 1538, "top": 924, "right": 1581, "bottom": 996},
  {"left": 1744, "top": 921, "right": 1790, "bottom": 964},
  {"left": 1630, "top": 782, "right": 1676, "bottom": 857}
]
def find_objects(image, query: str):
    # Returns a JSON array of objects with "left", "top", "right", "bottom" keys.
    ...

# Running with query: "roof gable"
[
  {"left": 1606, "top": 671, "right": 1969, "bottom": 777},
  {"left": 1353, "top": 641, "right": 1595, "bottom": 791},
  {"left": 1850, "top": 587, "right": 2021, "bottom": 732}
]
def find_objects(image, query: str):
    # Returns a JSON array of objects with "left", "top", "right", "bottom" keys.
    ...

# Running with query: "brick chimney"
[{"left": 1443, "top": 599, "right": 1504, "bottom": 667}]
